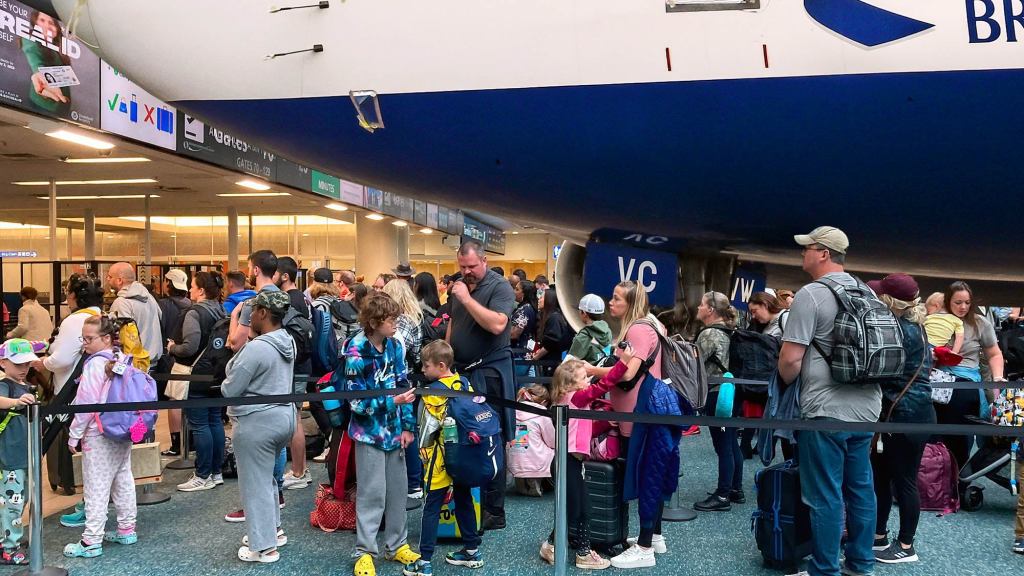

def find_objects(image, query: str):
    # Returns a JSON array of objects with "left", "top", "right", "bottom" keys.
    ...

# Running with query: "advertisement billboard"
[
  {"left": 0, "top": 0, "right": 99, "bottom": 126},
  {"left": 100, "top": 61, "right": 175, "bottom": 149}
]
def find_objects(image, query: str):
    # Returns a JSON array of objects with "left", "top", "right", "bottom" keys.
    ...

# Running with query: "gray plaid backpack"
[{"left": 811, "top": 276, "right": 905, "bottom": 384}]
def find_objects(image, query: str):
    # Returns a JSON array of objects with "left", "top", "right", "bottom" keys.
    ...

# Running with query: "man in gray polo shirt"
[
  {"left": 446, "top": 240, "right": 517, "bottom": 530},
  {"left": 778, "top": 226, "right": 880, "bottom": 576}
]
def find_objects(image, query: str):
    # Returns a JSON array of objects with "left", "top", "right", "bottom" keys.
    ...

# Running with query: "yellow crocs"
[
  {"left": 354, "top": 553, "right": 375, "bottom": 576},
  {"left": 390, "top": 544, "right": 421, "bottom": 565}
]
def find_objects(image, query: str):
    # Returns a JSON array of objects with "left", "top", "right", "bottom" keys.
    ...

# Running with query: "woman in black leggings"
[{"left": 870, "top": 274, "right": 937, "bottom": 564}]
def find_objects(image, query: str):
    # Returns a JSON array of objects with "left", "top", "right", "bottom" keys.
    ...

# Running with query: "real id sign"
[{"left": 583, "top": 242, "right": 676, "bottom": 307}]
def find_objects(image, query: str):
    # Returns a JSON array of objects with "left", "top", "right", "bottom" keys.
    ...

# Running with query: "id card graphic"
[{"left": 37, "top": 65, "right": 80, "bottom": 88}]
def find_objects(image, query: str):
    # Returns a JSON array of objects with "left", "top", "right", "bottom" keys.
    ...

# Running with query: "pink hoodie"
[
  {"left": 556, "top": 361, "right": 629, "bottom": 458},
  {"left": 507, "top": 401, "right": 555, "bottom": 478},
  {"left": 69, "top": 352, "right": 113, "bottom": 442}
]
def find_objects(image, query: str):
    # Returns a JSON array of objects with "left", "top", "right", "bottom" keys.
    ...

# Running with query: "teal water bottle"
[
  {"left": 442, "top": 417, "right": 458, "bottom": 443},
  {"left": 715, "top": 372, "right": 735, "bottom": 418}
]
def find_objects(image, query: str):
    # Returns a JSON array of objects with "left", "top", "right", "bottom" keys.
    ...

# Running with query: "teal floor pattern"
[{"left": 28, "top": 432, "right": 1023, "bottom": 576}]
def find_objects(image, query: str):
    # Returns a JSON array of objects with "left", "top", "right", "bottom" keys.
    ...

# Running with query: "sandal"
[{"left": 237, "top": 546, "right": 279, "bottom": 563}]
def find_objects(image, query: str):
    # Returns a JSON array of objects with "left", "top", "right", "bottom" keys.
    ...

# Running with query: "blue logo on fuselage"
[{"left": 804, "top": 0, "right": 934, "bottom": 47}]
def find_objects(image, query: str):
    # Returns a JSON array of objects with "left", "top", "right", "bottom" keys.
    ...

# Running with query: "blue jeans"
[
  {"left": 406, "top": 442, "right": 423, "bottom": 493},
  {"left": 799, "top": 426, "right": 876, "bottom": 576},
  {"left": 274, "top": 447, "right": 286, "bottom": 490},
  {"left": 419, "top": 485, "right": 481, "bottom": 561},
  {"left": 187, "top": 406, "right": 225, "bottom": 479}
]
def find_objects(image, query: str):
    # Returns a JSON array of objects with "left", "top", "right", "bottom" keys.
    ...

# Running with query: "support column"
[
  {"left": 228, "top": 207, "right": 239, "bottom": 272},
  {"left": 83, "top": 209, "right": 95, "bottom": 260},
  {"left": 48, "top": 178, "right": 57, "bottom": 261},
  {"left": 144, "top": 194, "right": 152, "bottom": 264},
  {"left": 248, "top": 212, "right": 254, "bottom": 256},
  {"left": 355, "top": 216, "right": 408, "bottom": 278}
]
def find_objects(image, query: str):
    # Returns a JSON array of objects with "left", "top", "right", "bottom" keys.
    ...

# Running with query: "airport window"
[{"left": 665, "top": 0, "right": 760, "bottom": 13}]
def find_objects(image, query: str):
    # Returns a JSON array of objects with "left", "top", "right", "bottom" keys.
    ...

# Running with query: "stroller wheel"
[{"left": 961, "top": 485, "right": 984, "bottom": 512}]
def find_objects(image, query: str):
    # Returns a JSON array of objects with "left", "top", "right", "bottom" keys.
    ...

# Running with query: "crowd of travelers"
[{"left": 0, "top": 228, "right": 1021, "bottom": 575}]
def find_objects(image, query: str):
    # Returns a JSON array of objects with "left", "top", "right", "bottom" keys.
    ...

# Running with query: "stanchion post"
[
  {"left": 15, "top": 403, "right": 68, "bottom": 576},
  {"left": 553, "top": 405, "right": 568, "bottom": 576}
]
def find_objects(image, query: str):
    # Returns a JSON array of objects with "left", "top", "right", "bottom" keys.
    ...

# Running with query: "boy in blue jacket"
[{"left": 344, "top": 293, "right": 420, "bottom": 576}]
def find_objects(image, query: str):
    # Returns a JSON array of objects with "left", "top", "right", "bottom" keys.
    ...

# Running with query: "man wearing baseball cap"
[
  {"left": 566, "top": 294, "right": 613, "bottom": 364},
  {"left": 778, "top": 226, "right": 881, "bottom": 576}
]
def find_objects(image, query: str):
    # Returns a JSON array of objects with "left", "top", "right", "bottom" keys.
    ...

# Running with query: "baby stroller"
[{"left": 958, "top": 387, "right": 1023, "bottom": 511}]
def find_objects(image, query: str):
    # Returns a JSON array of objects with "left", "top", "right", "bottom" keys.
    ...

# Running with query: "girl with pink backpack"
[{"left": 64, "top": 316, "right": 140, "bottom": 559}]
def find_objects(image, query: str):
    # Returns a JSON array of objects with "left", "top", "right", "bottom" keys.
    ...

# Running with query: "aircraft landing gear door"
[
  {"left": 350, "top": 90, "right": 384, "bottom": 133},
  {"left": 665, "top": 0, "right": 760, "bottom": 12}
]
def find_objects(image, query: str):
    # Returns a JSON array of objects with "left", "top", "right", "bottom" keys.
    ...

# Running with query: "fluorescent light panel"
[
  {"left": 61, "top": 157, "right": 150, "bottom": 164},
  {"left": 419, "top": 228, "right": 432, "bottom": 234},
  {"left": 45, "top": 130, "right": 115, "bottom": 150},
  {"left": 392, "top": 220, "right": 407, "bottom": 227},
  {"left": 325, "top": 203, "right": 348, "bottom": 211},
  {"left": 216, "top": 192, "right": 291, "bottom": 197},
  {"left": 365, "top": 213, "right": 385, "bottom": 221},
  {"left": 36, "top": 194, "right": 161, "bottom": 200},
  {"left": 15, "top": 178, "right": 158, "bottom": 186},
  {"left": 236, "top": 179, "right": 271, "bottom": 191}
]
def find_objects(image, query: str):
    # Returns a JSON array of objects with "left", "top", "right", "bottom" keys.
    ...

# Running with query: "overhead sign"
[
  {"left": 177, "top": 115, "right": 277, "bottom": 180},
  {"left": 730, "top": 262, "right": 767, "bottom": 311},
  {"left": 583, "top": 242, "right": 677, "bottom": 307},
  {"left": 426, "top": 203, "right": 438, "bottom": 229},
  {"left": 462, "top": 215, "right": 506, "bottom": 255},
  {"left": 275, "top": 157, "right": 311, "bottom": 191},
  {"left": 339, "top": 180, "right": 364, "bottom": 206},
  {"left": 553, "top": 244, "right": 562, "bottom": 260},
  {"left": 0, "top": 0, "right": 99, "bottom": 126},
  {"left": 0, "top": 250, "right": 37, "bottom": 258},
  {"left": 100, "top": 61, "right": 175, "bottom": 149},
  {"left": 311, "top": 170, "right": 340, "bottom": 200},
  {"left": 365, "top": 187, "right": 383, "bottom": 211},
  {"left": 413, "top": 200, "right": 427, "bottom": 226}
]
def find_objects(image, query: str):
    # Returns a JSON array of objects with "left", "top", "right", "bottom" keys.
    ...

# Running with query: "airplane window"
[{"left": 665, "top": 0, "right": 760, "bottom": 12}]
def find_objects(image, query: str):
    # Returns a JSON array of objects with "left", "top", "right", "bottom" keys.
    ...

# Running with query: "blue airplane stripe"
[{"left": 804, "top": 0, "right": 934, "bottom": 47}]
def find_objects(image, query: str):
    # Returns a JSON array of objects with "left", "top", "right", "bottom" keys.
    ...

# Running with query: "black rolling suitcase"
[
  {"left": 751, "top": 459, "right": 811, "bottom": 572},
  {"left": 569, "top": 460, "right": 629, "bottom": 553}
]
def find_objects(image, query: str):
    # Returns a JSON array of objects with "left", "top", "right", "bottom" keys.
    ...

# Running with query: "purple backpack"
[
  {"left": 917, "top": 442, "right": 960, "bottom": 514},
  {"left": 91, "top": 351, "right": 159, "bottom": 442}
]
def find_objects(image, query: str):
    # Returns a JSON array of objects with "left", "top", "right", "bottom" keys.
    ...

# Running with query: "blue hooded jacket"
[
  {"left": 223, "top": 290, "right": 257, "bottom": 315},
  {"left": 623, "top": 373, "right": 684, "bottom": 528}
]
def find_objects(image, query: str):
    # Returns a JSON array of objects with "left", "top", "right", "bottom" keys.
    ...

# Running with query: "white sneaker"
[
  {"left": 625, "top": 534, "right": 667, "bottom": 554},
  {"left": 312, "top": 448, "right": 330, "bottom": 463},
  {"left": 212, "top": 473, "right": 224, "bottom": 486},
  {"left": 282, "top": 469, "right": 311, "bottom": 490},
  {"left": 177, "top": 474, "right": 215, "bottom": 492},
  {"left": 610, "top": 544, "right": 655, "bottom": 569},
  {"left": 237, "top": 546, "right": 279, "bottom": 563},
  {"left": 242, "top": 528, "right": 287, "bottom": 548}
]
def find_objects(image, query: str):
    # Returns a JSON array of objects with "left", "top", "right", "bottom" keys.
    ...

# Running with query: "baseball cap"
[
  {"left": 794, "top": 226, "right": 849, "bottom": 255},
  {"left": 312, "top": 267, "right": 334, "bottom": 283},
  {"left": 165, "top": 269, "right": 188, "bottom": 292},
  {"left": 870, "top": 273, "right": 919, "bottom": 302},
  {"left": 579, "top": 294, "right": 605, "bottom": 315},
  {"left": 253, "top": 291, "right": 291, "bottom": 316},
  {"left": 0, "top": 339, "right": 47, "bottom": 364}
]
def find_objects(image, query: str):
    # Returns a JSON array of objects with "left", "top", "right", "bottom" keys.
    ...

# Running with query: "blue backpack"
[
  {"left": 311, "top": 305, "right": 339, "bottom": 376},
  {"left": 434, "top": 379, "right": 504, "bottom": 487},
  {"left": 89, "top": 351, "right": 159, "bottom": 443}
]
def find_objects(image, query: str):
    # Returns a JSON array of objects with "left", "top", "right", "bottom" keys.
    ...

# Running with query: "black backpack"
[
  {"left": 420, "top": 304, "right": 448, "bottom": 344},
  {"left": 328, "top": 299, "right": 361, "bottom": 342},
  {"left": 998, "top": 324, "right": 1024, "bottom": 376},
  {"left": 191, "top": 316, "right": 233, "bottom": 394},
  {"left": 704, "top": 326, "right": 781, "bottom": 399},
  {"left": 282, "top": 307, "right": 314, "bottom": 366}
]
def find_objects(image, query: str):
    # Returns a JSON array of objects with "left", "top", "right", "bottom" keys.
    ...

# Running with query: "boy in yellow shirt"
[
  {"left": 404, "top": 341, "right": 483, "bottom": 576},
  {"left": 924, "top": 306, "right": 964, "bottom": 354}
]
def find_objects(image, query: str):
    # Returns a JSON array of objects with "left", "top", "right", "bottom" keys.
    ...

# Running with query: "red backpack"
[{"left": 917, "top": 442, "right": 960, "bottom": 514}]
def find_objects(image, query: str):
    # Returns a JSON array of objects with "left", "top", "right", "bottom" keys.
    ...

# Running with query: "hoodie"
[
  {"left": 223, "top": 289, "right": 257, "bottom": 315},
  {"left": 343, "top": 332, "right": 415, "bottom": 451},
  {"left": 507, "top": 401, "right": 555, "bottom": 479},
  {"left": 567, "top": 320, "right": 613, "bottom": 364},
  {"left": 221, "top": 328, "right": 295, "bottom": 417},
  {"left": 108, "top": 282, "right": 164, "bottom": 362}
]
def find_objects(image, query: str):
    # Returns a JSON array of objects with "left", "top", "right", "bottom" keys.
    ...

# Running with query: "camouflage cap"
[{"left": 253, "top": 290, "right": 291, "bottom": 316}]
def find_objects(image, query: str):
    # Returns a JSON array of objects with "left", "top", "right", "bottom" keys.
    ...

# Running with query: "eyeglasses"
[{"left": 81, "top": 335, "right": 103, "bottom": 344}]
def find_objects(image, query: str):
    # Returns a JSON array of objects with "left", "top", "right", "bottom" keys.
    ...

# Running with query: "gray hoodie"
[
  {"left": 221, "top": 328, "right": 295, "bottom": 417},
  {"left": 109, "top": 281, "right": 163, "bottom": 362}
]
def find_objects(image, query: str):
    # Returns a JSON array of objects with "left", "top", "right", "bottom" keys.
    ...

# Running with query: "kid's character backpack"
[
  {"left": 91, "top": 351, "right": 158, "bottom": 443},
  {"left": 109, "top": 316, "right": 150, "bottom": 373},
  {"left": 435, "top": 379, "right": 504, "bottom": 487}
]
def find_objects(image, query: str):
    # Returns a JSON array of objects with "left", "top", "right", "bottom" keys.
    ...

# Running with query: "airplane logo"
[{"left": 804, "top": 0, "right": 934, "bottom": 47}]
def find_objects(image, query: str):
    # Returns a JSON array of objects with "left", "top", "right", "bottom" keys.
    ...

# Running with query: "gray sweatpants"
[
  {"left": 234, "top": 406, "right": 295, "bottom": 552},
  {"left": 353, "top": 442, "right": 409, "bottom": 558}
]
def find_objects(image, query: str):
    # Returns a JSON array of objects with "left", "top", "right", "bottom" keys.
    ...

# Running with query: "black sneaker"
[
  {"left": 480, "top": 513, "right": 506, "bottom": 531},
  {"left": 874, "top": 541, "right": 918, "bottom": 564},
  {"left": 729, "top": 490, "right": 746, "bottom": 504},
  {"left": 872, "top": 533, "right": 888, "bottom": 551},
  {"left": 1013, "top": 537, "right": 1023, "bottom": 554},
  {"left": 694, "top": 495, "right": 731, "bottom": 512}
]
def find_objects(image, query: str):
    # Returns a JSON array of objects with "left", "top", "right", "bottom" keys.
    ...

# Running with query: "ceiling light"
[
  {"left": 61, "top": 157, "right": 150, "bottom": 164},
  {"left": 236, "top": 179, "right": 271, "bottom": 191},
  {"left": 45, "top": 130, "right": 115, "bottom": 150},
  {"left": 419, "top": 228, "right": 432, "bottom": 234},
  {"left": 392, "top": 220, "right": 408, "bottom": 227},
  {"left": 365, "top": 213, "right": 385, "bottom": 221},
  {"left": 16, "top": 178, "right": 158, "bottom": 186},
  {"left": 512, "top": 231, "right": 520, "bottom": 235},
  {"left": 325, "top": 203, "right": 348, "bottom": 212},
  {"left": 216, "top": 192, "right": 291, "bottom": 197},
  {"left": 36, "top": 194, "right": 161, "bottom": 200}
]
